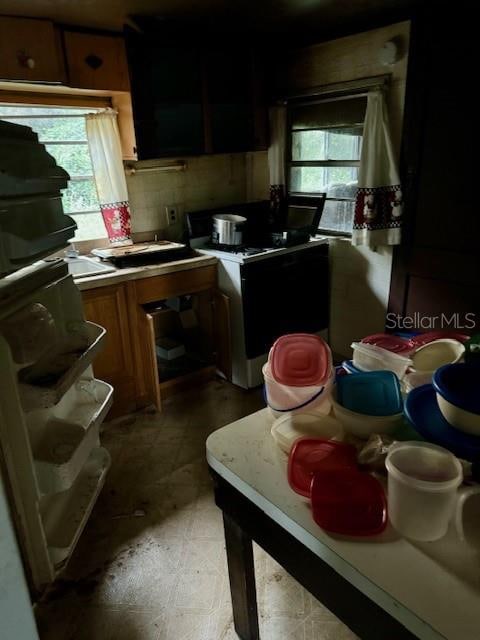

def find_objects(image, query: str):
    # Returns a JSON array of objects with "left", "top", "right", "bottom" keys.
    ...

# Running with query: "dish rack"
[{"left": 0, "top": 263, "right": 113, "bottom": 591}]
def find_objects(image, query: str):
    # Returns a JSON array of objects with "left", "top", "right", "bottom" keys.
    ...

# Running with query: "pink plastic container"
[{"left": 264, "top": 334, "right": 334, "bottom": 416}]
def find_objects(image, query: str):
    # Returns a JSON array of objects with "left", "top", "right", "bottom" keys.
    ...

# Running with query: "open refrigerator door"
[
  {"left": 0, "top": 260, "right": 113, "bottom": 591},
  {"left": 0, "top": 119, "right": 112, "bottom": 595}
]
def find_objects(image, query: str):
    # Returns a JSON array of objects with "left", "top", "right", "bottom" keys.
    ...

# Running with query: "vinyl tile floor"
[{"left": 35, "top": 379, "right": 358, "bottom": 640}]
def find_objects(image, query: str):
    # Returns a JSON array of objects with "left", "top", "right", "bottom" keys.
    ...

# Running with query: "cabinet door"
[
  {"left": 389, "top": 11, "right": 479, "bottom": 332},
  {"left": 63, "top": 31, "right": 130, "bottom": 91},
  {"left": 0, "top": 17, "right": 65, "bottom": 83},
  {"left": 205, "top": 47, "right": 253, "bottom": 153},
  {"left": 82, "top": 284, "right": 135, "bottom": 416},
  {"left": 126, "top": 30, "right": 204, "bottom": 159}
]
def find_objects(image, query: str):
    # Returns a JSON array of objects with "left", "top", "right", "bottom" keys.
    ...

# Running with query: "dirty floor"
[{"left": 35, "top": 379, "right": 358, "bottom": 640}]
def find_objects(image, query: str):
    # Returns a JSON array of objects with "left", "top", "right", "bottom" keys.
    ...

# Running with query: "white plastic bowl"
[
  {"left": 410, "top": 339, "right": 465, "bottom": 375},
  {"left": 331, "top": 387, "right": 403, "bottom": 439},
  {"left": 436, "top": 393, "right": 480, "bottom": 435},
  {"left": 351, "top": 342, "right": 412, "bottom": 379},
  {"left": 271, "top": 412, "right": 344, "bottom": 454}
]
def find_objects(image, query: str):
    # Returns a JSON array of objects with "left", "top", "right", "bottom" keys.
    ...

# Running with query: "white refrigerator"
[{"left": 0, "top": 117, "right": 113, "bottom": 612}]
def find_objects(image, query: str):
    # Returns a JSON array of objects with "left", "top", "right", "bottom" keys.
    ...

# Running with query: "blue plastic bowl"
[{"left": 433, "top": 363, "right": 480, "bottom": 415}]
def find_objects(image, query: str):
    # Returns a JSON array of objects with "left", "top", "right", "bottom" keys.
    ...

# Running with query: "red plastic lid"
[
  {"left": 410, "top": 332, "right": 470, "bottom": 348},
  {"left": 288, "top": 438, "right": 357, "bottom": 498},
  {"left": 361, "top": 333, "right": 414, "bottom": 354},
  {"left": 270, "top": 334, "right": 332, "bottom": 387},
  {"left": 311, "top": 470, "right": 387, "bottom": 536}
]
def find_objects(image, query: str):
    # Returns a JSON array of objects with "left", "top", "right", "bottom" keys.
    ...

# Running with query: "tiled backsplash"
[{"left": 126, "top": 151, "right": 269, "bottom": 241}]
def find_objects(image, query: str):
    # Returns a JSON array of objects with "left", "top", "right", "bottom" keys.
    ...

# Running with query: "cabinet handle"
[
  {"left": 85, "top": 54, "right": 103, "bottom": 70},
  {"left": 17, "top": 50, "right": 35, "bottom": 70}
]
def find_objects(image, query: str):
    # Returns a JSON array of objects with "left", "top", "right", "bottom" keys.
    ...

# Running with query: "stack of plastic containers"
[{"left": 263, "top": 334, "right": 334, "bottom": 418}]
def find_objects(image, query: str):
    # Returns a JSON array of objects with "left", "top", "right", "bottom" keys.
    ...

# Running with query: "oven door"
[{"left": 241, "top": 245, "right": 329, "bottom": 360}]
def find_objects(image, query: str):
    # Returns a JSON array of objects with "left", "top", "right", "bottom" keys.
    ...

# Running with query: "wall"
[
  {"left": 126, "top": 151, "right": 269, "bottom": 242},
  {"left": 277, "top": 21, "right": 410, "bottom": 356}
]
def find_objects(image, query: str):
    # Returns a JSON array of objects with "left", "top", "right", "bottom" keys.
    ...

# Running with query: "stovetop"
[
  {"left": 193, "top": 237, "right": 329, "bottom": 264},
  {"left": 200, "top": 242, "right": 268, "bottom": 256}
]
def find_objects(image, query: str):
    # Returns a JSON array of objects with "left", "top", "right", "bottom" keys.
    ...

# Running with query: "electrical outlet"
[{"left": 165, "top": 205, "right": 178, "bottom": 226}]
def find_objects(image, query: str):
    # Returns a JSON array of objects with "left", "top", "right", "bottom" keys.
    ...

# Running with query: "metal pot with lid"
[{"left": 212, "top": 214, "right": 247, "bottom": 246}]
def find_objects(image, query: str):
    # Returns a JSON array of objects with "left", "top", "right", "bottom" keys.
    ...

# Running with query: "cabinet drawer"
[
  {"left": 134, "top": 266, "right": 217, "bottom": 305},
  {"left": 0, "top": 17, "right": 64, "bottom": 83},
  {"left": 63, "top": 31, "right": 130, "bottom": 91}
]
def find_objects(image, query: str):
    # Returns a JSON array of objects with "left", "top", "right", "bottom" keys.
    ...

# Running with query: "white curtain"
[
  {"left": 268, "top": 105, "right": 287, "bottom": 211},
  {"left": 352, "top": 91, "right": 402, "bottom": 247},
  {"left": 86, "top": 110, "right": 132, "bottom": 244}
]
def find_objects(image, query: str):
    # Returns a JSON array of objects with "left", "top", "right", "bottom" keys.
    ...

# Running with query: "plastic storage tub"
[
  {"left": 433, "top": 363, "right": 480, "bottom": 435},
  {"left": 336, "top": 371, "right": 403, "bottom": 416},
  {"left": 361, "top": 333, "right": 414, "bottom": 355},
  {"left": 263, "top": 363, "right": 334, "bottom": 416},
  {"left": 385, "top": 441, "right": 463, "bottom": 541},
  {"left": 271, "top": 413, "right": 344, "bottom": 454},
  {"left": 351, "top": 342, "right": 412, "bottom": 379},
  {"left": 264, "top": 333, "right": 334, "bottom": 416},
  {"left": 331, "top": 387, "right": 403, "bottom": 439}
]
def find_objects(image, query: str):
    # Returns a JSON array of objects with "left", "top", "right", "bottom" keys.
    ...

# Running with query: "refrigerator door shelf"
[
  {"left": 0, "top": 195, "right": 77, "bottom": 277},
  {"left": 18, "top": 322, "right": 106, "bottom": 411},
  {"left": 31, "top": 380, "right": 113, "bottom": 495},
  {"left": 41, "top": 447, "right": 111, "bottom": 569}
]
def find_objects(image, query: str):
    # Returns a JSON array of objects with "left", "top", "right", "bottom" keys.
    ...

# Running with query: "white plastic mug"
[{"left": 385, "top": 441, "right": 480, "bottom": 542}]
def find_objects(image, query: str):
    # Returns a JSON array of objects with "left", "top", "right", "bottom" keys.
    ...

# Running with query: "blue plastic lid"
[
  {"left": 405, "top": 384, "right": 480, "bottom": 462},
  {"left": 337, "top": 370, "right": 403, "bottom": 416},
  {"left": 433, "top": 364, "right": 480, "bottom": 415}
]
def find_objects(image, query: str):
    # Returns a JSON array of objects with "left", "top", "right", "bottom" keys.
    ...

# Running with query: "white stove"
[{"left": 192, "top": 236, "right": 330, "bottom": 389}]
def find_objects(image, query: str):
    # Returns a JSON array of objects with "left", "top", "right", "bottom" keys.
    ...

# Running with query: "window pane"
[
  {"left": 71, "top": 212, "right": 107, "bottom": 242},
  {"left": 45, "top": 143, "right": 92, "bottom": 176},
  {"left": 290, "top": 166, "right": 358, "bottom": 198},
  {"left": 0, "top": 106, "right": 93, "bottom": 117},
  {"left": 62, "top": 179, "right": 99, "bottom": 213},
  {"left": 319, "top": 200, "right": 355, "bottom": 234},
  {"left": 292, "top": 128, "right": 362, "bottom": 161},
  {"left": 0, "top": 105, "right": 105, "bottom": 241},
  {"left": 2, "top": 117, "right": 87, "bottom": 141}
]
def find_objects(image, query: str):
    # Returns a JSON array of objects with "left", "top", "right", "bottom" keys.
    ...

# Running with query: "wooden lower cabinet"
[
  {"left": 81, "top": 283, "right": 136, "bottom": 418},
  {"left": 81, "top": 265, "right": 230, "bottom": 416}
]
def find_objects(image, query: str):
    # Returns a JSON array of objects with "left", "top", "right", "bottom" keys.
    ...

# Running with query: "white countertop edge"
[
  {"left": 206, "top": 450, "right": 444, "bottom": 640},
  {"left": 74, "top": 254, "right": 218, "bottom": 291}
]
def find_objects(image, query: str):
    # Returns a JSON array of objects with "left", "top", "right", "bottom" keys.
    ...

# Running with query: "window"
[
  {"left": 288, "top": 96, "right": 367, "bottom": 235},
  {"left": 0, "top": 105, "right": 107, "bottom": 241}
]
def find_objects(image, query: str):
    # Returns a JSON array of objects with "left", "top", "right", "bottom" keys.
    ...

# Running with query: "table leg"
[{"left": 223, "top": 512, "right": 260, "bottom": 640}]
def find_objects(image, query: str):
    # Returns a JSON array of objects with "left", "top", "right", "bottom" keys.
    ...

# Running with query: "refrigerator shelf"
[
  {"left": 18, "top": 322, "right": 106, "bottom": 410},
  {"left": 41, "top": 447, "right": 111, "bottom": 569},
  {"left": 31, "top": 380, "right": 113, "bottom": 495}
]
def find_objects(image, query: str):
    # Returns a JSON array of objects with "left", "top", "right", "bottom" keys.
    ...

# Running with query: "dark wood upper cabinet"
[
  {"left": 205, "top": 46, "right": 253, "bottom": 154},
  {"left": 125, "top": 23, "right": 268, "bottom": 159},
  {"left": 0, "top": 16, "right": 65, "bottom": 83},
  {"left": 126, "top": 30, "right": 204, "bottom": 158},
  {"left": 63, "top": 30, "right": 130, "bottom": 91}
]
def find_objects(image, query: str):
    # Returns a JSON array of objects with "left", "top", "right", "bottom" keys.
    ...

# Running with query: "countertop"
[
  {"left": 207, "top": 409, "right": 480, "bottom": 640},
  {"left": 73, "top": 252, "right": 218, "bottom": 291}
]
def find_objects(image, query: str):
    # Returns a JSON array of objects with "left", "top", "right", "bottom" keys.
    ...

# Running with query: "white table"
[{"left": 206, "top": 409, "right": 480, "bottom": 640}]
